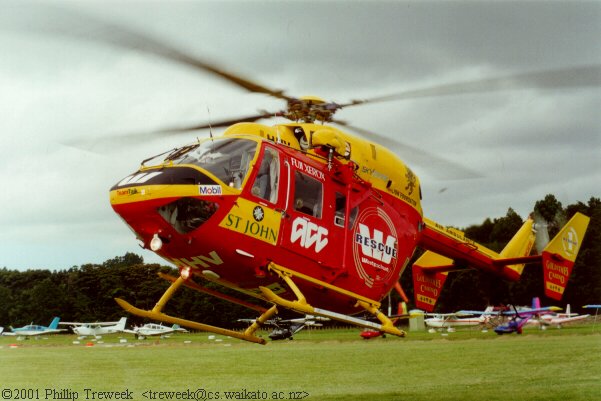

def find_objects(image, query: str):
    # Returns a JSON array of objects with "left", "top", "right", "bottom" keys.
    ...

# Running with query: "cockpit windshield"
[{"left": 167, "top": 138, "right": 258, "bottom": 189}]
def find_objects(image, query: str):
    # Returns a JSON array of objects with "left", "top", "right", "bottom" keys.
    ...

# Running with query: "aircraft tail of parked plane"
[
  {"left": 47, "top": 317, "right": 61, "bottom": 330},
  {"left": 413, "top": 213, "right": 589, "bottom": 312}
]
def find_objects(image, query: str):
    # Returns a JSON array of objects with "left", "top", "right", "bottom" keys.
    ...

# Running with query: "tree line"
[{"left": 1, "top": 195, "right": 599, "bottom": 328}]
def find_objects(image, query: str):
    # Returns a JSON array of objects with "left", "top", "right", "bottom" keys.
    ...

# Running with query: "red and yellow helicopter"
[{"left": 54, "top": 13, "right": 591, "bottom": 344}]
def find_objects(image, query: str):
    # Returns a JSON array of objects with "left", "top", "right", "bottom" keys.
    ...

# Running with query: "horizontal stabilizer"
[{"left": 412, "top": 251, "right": 452, "bottom": 312}]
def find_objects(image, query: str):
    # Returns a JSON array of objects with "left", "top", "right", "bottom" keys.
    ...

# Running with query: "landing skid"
[
  {"left": 115, "top": 262, "right": 405, "bottom": 344},
  {"left": 115, "top": 275, "right": 272, "bottom": 345},
  {"left": 260, "top": 262, "right": 406, "bottom": 337}
]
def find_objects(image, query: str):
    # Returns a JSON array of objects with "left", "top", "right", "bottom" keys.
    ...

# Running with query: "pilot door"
[
  {"left": 230, "top": 144, "right": 287, "bottom": 248},
  {"left": 283, "top": 156, "right": 348, "bottom": 270}
]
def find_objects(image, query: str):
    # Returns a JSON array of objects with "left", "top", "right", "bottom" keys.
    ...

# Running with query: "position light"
[
  {"left": 149, "top": 233, "right": 163, "bottom": 251},
  {"left": 180, "top": 267, "right": 191, "bottom": 280}
]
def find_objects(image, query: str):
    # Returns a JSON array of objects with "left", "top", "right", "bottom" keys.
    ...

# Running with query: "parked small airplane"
[
  {"left": 125, "top": 323, "right": 188, "bottom": 339},
  {"left": 424, "top": 306, "right": 496, "bottom": 332},
  {"left": 458, "top": 297, "right": 560, "bottom": 334},
  {"left": 239, "top": 315, "right": 329, "bottom": 340},
  {"left": 59, "top": 317, "right": 128, "bottom": 337},
  {"left": 534, "top": 304, "right": 589, "bottom": 329},
  {"left": 0, "top": 326, "right": 3, "bottom": 335},
  {"left": 2, "top": 317, "right": 67, "bottom": 338}
]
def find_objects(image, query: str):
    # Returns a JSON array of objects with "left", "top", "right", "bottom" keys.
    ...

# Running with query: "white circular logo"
[{"left": 562, "top": 227, "right": 578, "bottom": 257}]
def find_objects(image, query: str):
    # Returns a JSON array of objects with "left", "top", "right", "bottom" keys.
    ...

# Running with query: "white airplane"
[
  {"left": 59, "top": 317, "right": 128, "bottom": 338},
  {"left": 534, "top": 305, "right": 590, "bottom": 329},
  {"left": 125, "top": 323, "right": 188, "bottom": 339},
  {"left": 0, "top": 326, "right": 3, "bottom": 335},
  {"left": 2, "top": 317, "right": 67, "bottom": 338},
  {"left": 423, "top": 306, "right": 496, "bottom": 332}
]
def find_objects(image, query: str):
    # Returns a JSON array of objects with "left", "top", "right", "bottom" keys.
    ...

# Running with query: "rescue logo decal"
[
  {"left": 352, "top": 207, "right": 398, "bottom": 288},
  {"left": 290, "top": 217, "right": 329, "bottom": 253},
  {"left": 219, "top": 198, "right": 281, "bottom": 245}
]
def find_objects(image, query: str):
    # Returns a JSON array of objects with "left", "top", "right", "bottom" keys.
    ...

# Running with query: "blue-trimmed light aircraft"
[{"left": 2, "top": 317, "right": 67, "bottom": 338}]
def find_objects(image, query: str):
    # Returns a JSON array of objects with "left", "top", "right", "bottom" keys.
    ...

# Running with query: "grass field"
[{"left": 1, "top": 325, "right": 600, "bottom": 401}]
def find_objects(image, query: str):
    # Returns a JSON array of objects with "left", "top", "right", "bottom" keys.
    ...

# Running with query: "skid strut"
[
  {"left": 115, "top": 275, "right": 270, "bottom": 345},
  {"left": 260, "top": 262, "right": 406, "bottom": 337}
]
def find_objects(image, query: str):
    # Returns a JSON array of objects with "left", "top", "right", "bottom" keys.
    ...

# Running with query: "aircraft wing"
[
  {"left": 2, "top": 329, "right": 66, "bottom": 336},
  {"left": 546, "top": 314, "right": 590, "bottom": 325},
  {"left": 60, "top": 321, "right": 120, "bottom": 327},
  {"left": 503, "top": 306, "right": 560, "bottom": 316},
  {"left": 458, "top": 310, "right": 500, "bottom": 315},
  {"left": 424, "top": 312, "right": 474, "bottom": 317},
  {"left": 41, "top": 329, "right": 68, "bottom": 335}
]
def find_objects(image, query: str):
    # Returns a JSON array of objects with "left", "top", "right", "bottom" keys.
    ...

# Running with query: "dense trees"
[{"left": 0, "top": 196, "right": 599, "bottom": 327}]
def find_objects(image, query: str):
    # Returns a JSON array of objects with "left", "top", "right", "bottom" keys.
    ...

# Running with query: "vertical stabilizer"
[
  {"left": 499, "top": 218, "right": 536, "bottom": 279},
  {"left": 542, "top": 212, "right": 589, "bottom": 300},
  {"left": 48, "top": 317, "right": 61, "bottom": 330},
  {"left": 116, "top": 317, "right": 127, "bottom": 331}
]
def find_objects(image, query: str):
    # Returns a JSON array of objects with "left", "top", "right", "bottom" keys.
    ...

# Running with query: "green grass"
[{"left": 1, "top": 326, "right": 600, "bottom": 401}]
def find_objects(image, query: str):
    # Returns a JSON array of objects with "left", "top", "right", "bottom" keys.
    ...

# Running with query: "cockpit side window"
[
  {"left": 251, "top": 147, "right": 279, "bottom": 203},
  {"left": 294, "top": 171, "right": 323, "bottom": 219},
  {"left": 335, "top": 192, "right": 346, "bottom": 227}
]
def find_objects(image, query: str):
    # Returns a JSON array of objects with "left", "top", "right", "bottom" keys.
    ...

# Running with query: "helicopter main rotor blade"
[
  {"left": 341, "top": 64, "right": 601, "bottom": 107},
  {"left": 332, "top": 120, "right": 483, "bottom": 180},
  {"left": 150, "top": 111, "right": 281, "bottom": 134},
  {"left": 62, "top": 110, "right": 281, "bottom": 152},
  {"left": 24, "top": 5, "right": 292, "bottom": 102}
]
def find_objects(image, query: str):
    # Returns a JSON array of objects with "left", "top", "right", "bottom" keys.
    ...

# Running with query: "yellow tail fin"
[
  {"left": 499, "top": 218, "right": 536, "bottom": 278},
  {"left": 542, "top": 212, "right": 590, "bottom": 300}
]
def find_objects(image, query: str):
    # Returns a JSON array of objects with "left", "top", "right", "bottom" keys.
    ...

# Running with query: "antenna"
[{"left": 207, "top": 106, "right": 214, "bottom": 142}]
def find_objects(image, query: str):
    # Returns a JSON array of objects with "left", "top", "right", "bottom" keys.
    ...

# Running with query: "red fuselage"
[{"left": 111, "top": 136, "right": 421, "bottom": 315}]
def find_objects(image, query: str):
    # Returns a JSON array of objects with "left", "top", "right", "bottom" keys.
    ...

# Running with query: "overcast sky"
[{"left": 1, "top": 1, "right": 600, "bottom": 270}]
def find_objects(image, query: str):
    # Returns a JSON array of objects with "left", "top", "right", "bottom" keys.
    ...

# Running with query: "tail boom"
[
  {"left": 418, "top": 217, "right": 534, "bottom": 280},
  {"left": 413, "top": 212, "right": 589, "bottom": 311}
]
